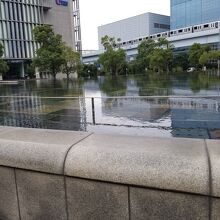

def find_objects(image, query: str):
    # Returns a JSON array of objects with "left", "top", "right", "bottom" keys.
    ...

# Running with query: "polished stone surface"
[
  {"left": 16, "top": 169, "right": 67, "bottom": 220},
  {"left": 212, "top": 198, "right": 220, "bottom": 220},
  {"left": 0, "top": 127, "right": 89, "bottom": 145},
  {"left": 0, "top": 166, "right": 19, "bottom": 220},
  {"left": 0, "top": 126, "right": 17, "bottom": 134},
  {"left": 65, "top": 134, "right": 209, "bottom": 195},
  {"left": 0, "top": 140, "right": 72, "bottom": 174},
  {"left": 206, "top": 139, "right": 220, "bottom": 197},
  {"left": 66, "top": 177, "right": 129, "bottom": 220},
  {"left": 130, "top": 187, "right": 209, "bottom": 220},
  {"left": 0, "top": 128, "right": 90, "bottom": 174},
  {"left": 0, "top": 127, "right": 218, "bottom": 220}
]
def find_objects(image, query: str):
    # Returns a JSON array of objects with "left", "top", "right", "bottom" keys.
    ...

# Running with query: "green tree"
[
  {"left": 78, "top": 63, "right": 98, "bottom": 78},
  {"left": 149, "top": 49, "right": 165, "bottom": 72},
  {"left": 33, "top": 25, "right": 66, "bottom": 79},
  {"left": 199, "top": 51, "right": 210, "bottom": 67},
  {"left": 208, "top": 50, "right": 220, "bottom": 70},
  {"left": 62, "top": 46, "right": 81, "bottom": 79},
  {"left": 149, "top": 48, "right": 173, "bottom": 72},
  {"left": 173, "top": 53, "right": 189, "bottom": 71},
  {"left": 135, "top": 39, "right": 157, "bottom": 73},
  {"left": 149, "top": 38, "right": 173, "bottom": 72},
  {"left": 211, "top": 51, "right": 220, "bottom": 72},
  {"left": 134, "top": 38, "right": 173, "bottom": 73},
  {"left": 0, "top": 43, "right": 9, "bottom": 77},
  {"left": 189, "top": 43, "right": 210, "bottom": 68},
  {"left": 157, "top": 37, "right": 172, "bottom": 49},
  {"left": 26, "top": 64, "right": 36, "bottom": 79},
  {"left": 198, "top": 50, "right": 220, "bottom": 70},
  {"left": 98, "top": 35, "right": 127, "bottom": 76}
]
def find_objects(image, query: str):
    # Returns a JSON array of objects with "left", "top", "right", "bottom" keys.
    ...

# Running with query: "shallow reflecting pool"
[{"left": 0, "top": 72, "right": 220, "bottom": 139}]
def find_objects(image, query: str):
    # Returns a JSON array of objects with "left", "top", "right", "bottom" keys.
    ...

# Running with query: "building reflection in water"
[
  {"left": 0, "top": 95, "right": 87, "bottom": 132},
  {"left": 100, "top": 96, "right": 220, "bottom": 139},
  {"left": 0, "top": 74, "right": 219, "bottom": 139},
  {"left": 170, "top": 97, "right": 220, "bottom": 139},
  {"left": 101, "top": 97, "right": 170, "bottom": 124}
]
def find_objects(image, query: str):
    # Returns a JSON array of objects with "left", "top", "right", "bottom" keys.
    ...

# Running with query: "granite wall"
[{"left": 0, "top": 126, "right": 219, "bottom": 220}]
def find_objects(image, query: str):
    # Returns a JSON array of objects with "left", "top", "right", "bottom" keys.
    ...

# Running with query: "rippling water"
[{"left": 0, "top": 72, "right": 220, "bottom": 139}]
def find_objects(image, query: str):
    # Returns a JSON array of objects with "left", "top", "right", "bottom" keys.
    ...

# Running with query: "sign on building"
[{"left": 56, "top": 0, "right": 68, "bottom": 6}]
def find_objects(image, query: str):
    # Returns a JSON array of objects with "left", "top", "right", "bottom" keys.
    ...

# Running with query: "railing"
[{"left": 0, "top": 95, "right": 219, "bottom": 139}]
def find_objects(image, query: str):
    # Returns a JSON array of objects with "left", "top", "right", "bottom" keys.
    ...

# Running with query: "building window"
[{"left": 154, "top": 23, "right": 170, "bottom": 29}]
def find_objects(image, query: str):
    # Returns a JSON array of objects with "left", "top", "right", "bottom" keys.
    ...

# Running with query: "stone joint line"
[
  {"left": 62, "top": 133, "right": 94, "bottom": 220},
  {"left": 204, "top": 139, "right": 213, "bottom": 220}
]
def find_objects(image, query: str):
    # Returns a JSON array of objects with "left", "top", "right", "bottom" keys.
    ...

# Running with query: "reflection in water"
[
  {"left": 102, "top": 98, "right": 170, "bottom": 122},
  {"left": 134, "top": 73, "right": 173, "bottom": 96},
  {"left": 0, "top": 72, "right": 219, "bottom": 139},
  {"left": 0, "top": 96, "right": 87, "bottom": 132},
  {"left": 99, "top": 76, "right": 127, "bottom": 96}
]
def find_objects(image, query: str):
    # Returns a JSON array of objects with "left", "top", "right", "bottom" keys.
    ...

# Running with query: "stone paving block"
[
  {"left": 0, "top": 128, "right": 90, "bottom": 174},
  {"left": 16, "top": 169, "right": 67, "bottom": 220},
  {"left": 130, "top": 187, "right": 209, "bottom": 220},
  {"left": 66, "top": 177, "right": 129, "bottom": 220},
  {"left": 0, "top": 166, "right": 19, "bottom": 220},
  {"left": 65, "top": 134, "right": 209, "bottom": 195},
  {"left": 206, "top": 139, "right": 220, "bottom": 197},
  {"left": 212, "top": 198, "right": 220, "bottom": 220}
]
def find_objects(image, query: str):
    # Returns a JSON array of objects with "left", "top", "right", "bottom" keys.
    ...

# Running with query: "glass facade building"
[
  {"left": 0, "top": 0, "right": 80, "bottom": 79},
  {"left": 171, "top": 0, "right": 220, "bottom": 29},
  {"left": 0, "top": 0, "right": 47, "bottom": 60}
]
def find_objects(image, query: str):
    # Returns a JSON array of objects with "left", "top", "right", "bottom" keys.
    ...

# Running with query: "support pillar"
[{"left": 20, "top": 62, "right": 25, "bottom": 78}]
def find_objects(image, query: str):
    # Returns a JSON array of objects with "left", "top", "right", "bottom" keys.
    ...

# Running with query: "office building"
[
  {"left": 83, "top": 0, "right": 220, "bottom": 64},
  {"left": 98, "top": 13, "right": 170, "bottom": 50},
  {"left": 171, "top": 0, "right": 220, "bottom": 30},
  {"left": 0, "top": 0, "right": 81, "bottom": 78}
]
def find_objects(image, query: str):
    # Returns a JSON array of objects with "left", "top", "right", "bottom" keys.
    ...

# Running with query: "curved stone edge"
[
  {"left": 206, "top": 139, "right": 220, "bottom": 198},
  {"left": 0, "top": 127, "right": 219, "bottom": 197},
  {"left": 64, "top": 133, "right": 211, "bottom": 196},
  {"left": 0, "top": 127, "right": 220, "bottom": 219},
  {"left": 0, "top": 127, "right": 91, "bottom": 174}
]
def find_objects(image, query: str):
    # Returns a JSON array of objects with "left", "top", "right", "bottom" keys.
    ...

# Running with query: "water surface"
[{"left": 0, "top": 72, "right": 220, "bottom": 139}]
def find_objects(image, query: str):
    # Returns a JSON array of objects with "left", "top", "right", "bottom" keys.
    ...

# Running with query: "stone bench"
[{"left": 0, "top": 126, "right": 219, "bottom": 220}]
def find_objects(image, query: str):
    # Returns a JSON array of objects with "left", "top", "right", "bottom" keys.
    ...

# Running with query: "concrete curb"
[{"left": 0, "top": 126, "right": 219, "bottom": 219}]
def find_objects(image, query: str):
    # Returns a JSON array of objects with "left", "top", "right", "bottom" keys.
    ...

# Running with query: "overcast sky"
[{"left": 79, "top": 0, "right": 170, "bottom": 50}]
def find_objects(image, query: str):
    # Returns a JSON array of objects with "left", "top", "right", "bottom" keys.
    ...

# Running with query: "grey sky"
[{"left": 79, "top": 0, "right": 170, "bottom": 50}]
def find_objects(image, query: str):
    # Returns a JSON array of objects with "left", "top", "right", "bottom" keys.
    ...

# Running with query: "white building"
[
  {"left": 83, "top": 20, "right": 220, "bottom": 64},
  {"left": 98, "top": 12, "right": 170, "bottom": 50}
]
